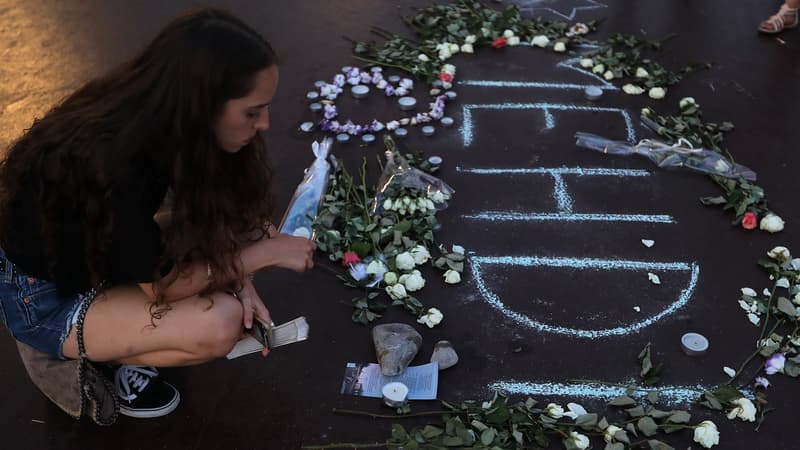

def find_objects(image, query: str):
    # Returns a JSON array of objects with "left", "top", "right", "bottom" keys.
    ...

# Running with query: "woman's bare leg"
[{"left": 61, "top": 284, "right": 244, "bottom": 366}]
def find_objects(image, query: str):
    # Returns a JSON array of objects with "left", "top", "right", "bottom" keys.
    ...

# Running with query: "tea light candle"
[
  {"left": 370, "top": 66, "right": 383, "bottom": 73},
  {"left": 388, "top": 75, "right": 401, "bottom": 83},
  {"left": 398, "top": 97, "right": 417, "bottom": 111},
  {"left": 422, "top": 125, "right": 435, "bottom": 136},
  {"left": 394, "top": 128, "right": 408, "bottom": 138},
  {"left": 381, "top": 382, "right": 409, "bottom": 407},
  {"left": 314, "top": 80, "right": 326, "bottom": 88},
  {"left": 440, "top": 117, "right": 454, "bottom": 127},
  {"left": 361, "top": 133, "right": 376, "bottom": 144},
  {"left": 306, "top": 91, "right": 320, "bottom": 100},
  {"left": 341, "top": 65, "right": 353, "bottom": 73},
  {"left": 584, "top": 86, "right": 603, "bottom": 101},
  {"left": 299, "top": 122, "right": 314, "bottom": 133},
  {"left": 309, "top": 102, "right": 322, "bottom": 112},
  {"left": 681, "top": 332, "right": 709, "bottom": 356},
  {"left": 336, "top": 133, "right": 350, "bottom": 143},
  {"left": 351, "top": 85, "right": 369, "bottom": 99},
  {"left": 427, "top": 156, "right": 443, "bottom": 166},
  {"left": 444, "top": 91, "right": 457, "bottom": 100}
]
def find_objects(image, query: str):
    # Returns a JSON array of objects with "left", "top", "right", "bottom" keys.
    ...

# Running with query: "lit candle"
[{"left": 381, "top": 382, "right": 409, "bottom": 407}]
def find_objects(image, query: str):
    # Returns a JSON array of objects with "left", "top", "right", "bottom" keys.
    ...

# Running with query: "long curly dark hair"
[{"left": 0, "top": 8, "right": 277, "bottom": 310}]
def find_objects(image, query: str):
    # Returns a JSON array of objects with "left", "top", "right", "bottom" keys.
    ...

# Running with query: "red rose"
[
  {"left": 741, "top": 212, "right": 757, "bottom": 230},
  {"left": 438, "top": 72, "right": 453, "bottom": 83},
  {"left": 342, "top": 251, "right": 360, "bottom": 266},
  {"left": 491, "top": 37, "right": 507, "bottom": 48}
]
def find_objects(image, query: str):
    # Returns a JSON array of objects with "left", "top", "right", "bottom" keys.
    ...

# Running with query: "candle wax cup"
[
  {"left": 370, "top": 66, "right": 383, "bottom": 73},
  {"left": 299, "top": 122, "right": 314, "bottom": 132},
  {"left": 341, "top": 66, "right": 352, "bottom": 73},
  {"left": 309, "top": 103, "right": 322, "bottom": 112},
  {"left": 422, "top": 125, "right": 435, "bottom": 136},
  {"left": 584, "top": 86, "right": 603, "bottom": 101},
  {"left": 445, "top": 91, "right": 457, "bottom": 100},
  {"left": 351, "top": 85, "right": 369, "bottom": 99},
  {"left": 680, "top": 332, "right": 709, "bottom": 356},
  {"left": 306, "top": 91, "right": 319, "bottom": 100},
  {"left": 336, "top": 133, "right": 350, "bottom": 143},
  {"left": 313, "top": 80, "right": 326, "bottom": 88},
  {"left": 382, "top": 382, "right": 409, "bottom": 407},
  {"left": 394, "top": 128, "right": 408, "bottom": 138},
  {"left": 440, "top": 117, "right": 454, "bottom": 127},
  {"left": 388, "top": 75, "right": 401, "bottom": 83},
  {"left": 362, "top": 134, "right": 376, "bottom": 143},
  {"left": 428, "top": 156, "right": 443, "bottom": 165},
  {"left": 398, "top": 97, "right": 417, "bottom": 111}
]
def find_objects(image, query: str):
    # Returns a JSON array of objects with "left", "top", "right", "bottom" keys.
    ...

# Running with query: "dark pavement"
[{"left": 1, "top": 1, "right": 799, "bottom": 449}]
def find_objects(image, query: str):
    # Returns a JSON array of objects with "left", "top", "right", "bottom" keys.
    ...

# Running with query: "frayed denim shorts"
[{"left": 0, "top": 248, "right": 93, "bottom": 360}]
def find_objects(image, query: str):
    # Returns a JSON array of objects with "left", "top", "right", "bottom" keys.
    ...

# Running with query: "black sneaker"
[{"left": 114, "top": 365, "right": 180, "bottom": 418}]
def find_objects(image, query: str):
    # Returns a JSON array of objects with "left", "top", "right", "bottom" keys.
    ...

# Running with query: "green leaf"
[
  {"left": 575, "top": 413, "right": 598, "bottom": 430},
  {"left": 441, "top": 436, "right": 463, "bottom": 446},
  {"left": 637, "top": 417, "right": 658, "bottom": 437},
  {"left": 421, "top": 425, "right": 444, "bottom": 439},
  {"left": 480, "top": 428, "right": 496, "bottom": 445},
  {"left": 605, "top": 443, "right": 625, "bottom": 450},
  {"left": 626, "top": 405, "right": 645, "bottom": 418},
  {"left": 647, "top": 408, "right": 672, "bottom": 419},
  {"left": 647, "top": 391, "right": 659, "bottom": 404},
  {"left": 609, "top": 396, "right": 637, "bottom": 407},
  {"left": 712, "top": 385, "right": 744, "bottom": 403},
  {"left": 648, "top": 440, "right": 675, "bottom": 450},
  {"left": 666, "top": 410, "right": 691, "bottom": 424},
  {"left": 777, "top": 297, "right": 797, "bottom": 317},
  {"left": 700, "top": 393, "right": 723, "bottom": 410},
  {"left": 784, "top": 360, "right": 800, "bottom": 377},
  {"left": 613, "top": 430, "right": 631, "bottom": 444}
]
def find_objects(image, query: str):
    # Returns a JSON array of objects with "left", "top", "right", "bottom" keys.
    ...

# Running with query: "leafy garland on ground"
[
  {"left": 352, "top": 0, "right": 707, "bottom": 99},
  {"left": 640, "top": 99, "right": 783, "bottom": 231},
  {"left": 313, "top": 137, "right": 465, "bottom": 325}
]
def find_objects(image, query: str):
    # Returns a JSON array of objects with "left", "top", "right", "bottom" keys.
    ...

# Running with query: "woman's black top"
[{"left": 2, "top": 159, "right": 171, "bottom": 297}]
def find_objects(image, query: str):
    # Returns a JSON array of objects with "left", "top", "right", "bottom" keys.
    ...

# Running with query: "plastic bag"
[
  {"left": 574, "top": 132, "right": 756, "bottom": 181},
  {"left": 372, "top": 149, "right": 455, "bottom": 216},
  {"left": 279, "top": 138, "right": 333, "bottom": 238}
]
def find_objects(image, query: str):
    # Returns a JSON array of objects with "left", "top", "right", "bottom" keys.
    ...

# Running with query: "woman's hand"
[
  {"left": 269, "top": 234, "right": 316, "bottom": 272},
  {"left": 238, "top": 275, "right": 271, "bottom": 330}
]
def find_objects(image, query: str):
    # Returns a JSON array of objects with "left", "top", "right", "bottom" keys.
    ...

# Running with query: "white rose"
[
  {"left": 480, "top": 27, "right": 491, "bottom": 37},
  {"left": 502, "top": 29, "right": 514, "bottom": 39},
  {"left": 726, "top": 397, "right": 756, "bottom": 422},
  {"left": 553, "top": 42, "right": 566, "bottom": 52},
  {"left": 741, "top": 287, "right": 757, "bottom": 297},
  {"left": 460, "top": 43, "right": 474, "bottom": 53},
  {"left": 409, "top": 245, "right": 431, "bottom": 264},
  {"left": 579, "top": 58, "right": 594, "bottom": 68},
  {"left": 365, "top": 260, "right": 388, "bottom": 276},
  {"left": 793, "top": 292, "right": 800, "bottom": 305},
  {"left": 452, "top": 245, "right": 465, "bottom": 255},
  {"left": 449, "top": 43, "right": 459, "bottom": 53},
  {"left": 760, "top": 214, "right": 785, "bottom": 233},
  {"left": 635, "top": 67, "right": 649, "bottom": 78},
  {"left": 531, "top": 35, "right": 550, "bottom": 48},
  {"left": 385, "top": 283, "right": 407, "bottom": 300},
  {"left": 382, "top": 199, "right": 394, "bottom": 211},
  {"left": 648, "top": 87, "right": 666, "bottom": 99},
  {"left": 592, "top": 63, "right": 605, "bottom": 74},
  {"left": 603, "top": 425, "right": 622, "bottom": 443},
  {"left": 429, "top": 191, "right": 446, "bottom": 203},
  {"left": 680, "top": 97, "right": 697, "bottom": 109},
  {"left": 623, "top": 84, "right": 644, "bottom": 95},
  {"left": 693, "top": 420, "right": 720, "bottom": 448},
  {"left": 417, "top": 53, "right": 430, "bottom": 62},
  {"left": 383, "top": 271, "right": 398, "bottom": 285},
  {"left": 543, "top": 403, "right": 564, "bottom": 418},
  {"left": 465, "top": 35, "right": 477, "bottom": 44},
  {"left": 562, "top": 402, "right": 587, "bottom": 419},
  {"left": 603, "top": 70, "right": 614, "bottom": 80},
  {"left": 443, "top": 269, "right": 461, "bottom": 284},
  {"left": 777, "top": 277, "right": 790, "bottom": 289},
  {"left": 438, "top": 48, "right": 452, "bottom": 60},
  {"left": 400, "top": 271, "right": 425, "bottom": 292},
  {"left": 768, "top": 246, "right": 791, "bottom": 262},
  {"left": 395, "top": 252, "right": 416, "bottom": 271},
  {"left": 425, "top": 199, "right": 435, "bottom": 211},
  {"left": 442, "top": 64, "right": 456, "bottom": 75},
  {"left": 417, "top": 307, "right": 443, "bottom": 328},
  {"left": 507, "top": 36, "right": 521, "bottom": 46},
  {"left": 565, "top": 431, "right": 590, "bottom": 450}
]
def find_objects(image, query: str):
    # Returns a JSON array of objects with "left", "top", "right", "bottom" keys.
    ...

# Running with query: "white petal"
[
  {"left": 633, "top": 306, "right": 641, "bottom": 312},
  {"left": 641, "top": 239, "right": 655, "bottom": 248},
  {"left": 723, "top": 366, "right": 736, "bottom": 377},
  {"left": 776, "top": 278, "right": 790, "bottom": 289},
  {"left": 763, "top": 288, "right": 771, "bottom": 297},
  {"left": 647, "top": 273, "right": 661, "bottom": 285}
]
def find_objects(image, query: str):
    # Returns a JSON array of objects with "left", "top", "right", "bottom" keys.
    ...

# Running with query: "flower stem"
[
  {"left": 352, "top": 55, "right": 413, "bottom": 73},
  {"left": 727, "top": 319, "right": 784, "bottom": 386},
  {"left": 758, "top": 281, "right": 779, "bottom": 344}
]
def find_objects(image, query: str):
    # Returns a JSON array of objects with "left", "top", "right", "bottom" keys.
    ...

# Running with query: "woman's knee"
[{"left": 189, "top": 293, "right": 243, "bottom": 359}]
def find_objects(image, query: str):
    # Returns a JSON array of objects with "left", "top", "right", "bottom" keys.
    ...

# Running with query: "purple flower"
[
  {"left": 369, "top": 120, "right": 385, "bottom": 132},
  {"left": 394, "top": 87, "right": 408, "bottom": 97},
  {"left": 333, "top": 74, "right": 345, "bottom": 87},
  {"left": 360, "top": 72, "right": 372, "bottom": 84},
  {"left": 328, "top": 120, "right": 341, "bottom": 132},
  {"left": 399, "top": 78, "right": 414, "bottom": 90},
  {"left": 765, "top": 353, "right": 785, "bottom": 375},
  {"left": 384, "top": 85, "right": 395, "bottom": 96},
  {"left": 371, "top": 73, "right": 384, "bottom": 84},
  {"left": 347, "top": 76, "right": 361, "bottom": 86},
  {"left": 415, "top": 113, "right": 431, "bottom": 123},
  {"left": 347, "top": 67, "right": 360, "bottom": 79},
  {"left": 755, "top": 376, "right": 770, "bottom": 389},
  {"left": 319, "top": 119, "right": 333, "bottom": 132},
  {"left": 324, "top": 104, "right": 338, "bottom": 120}
]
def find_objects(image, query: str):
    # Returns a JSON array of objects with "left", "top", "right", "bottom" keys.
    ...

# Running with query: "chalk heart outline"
[{"left": 470, "top": 255, "right": 700, "bottom": 338}]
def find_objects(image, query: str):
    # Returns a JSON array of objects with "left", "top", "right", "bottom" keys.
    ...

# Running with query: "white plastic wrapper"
[
  {"left": 279, "top": 138, "right": 333, "bottom": 239},
  {"left": 574, "top": 132, "right": 756, "bottom": 181}
]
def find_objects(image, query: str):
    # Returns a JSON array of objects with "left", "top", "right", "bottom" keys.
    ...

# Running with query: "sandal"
[{"left": 758, "top": 3, "right": 799, "bottom": 34}]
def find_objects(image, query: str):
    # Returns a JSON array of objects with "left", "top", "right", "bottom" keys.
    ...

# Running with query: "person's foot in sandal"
[{"left": 759, "top": 1, "right": 799, "bottom": 34}]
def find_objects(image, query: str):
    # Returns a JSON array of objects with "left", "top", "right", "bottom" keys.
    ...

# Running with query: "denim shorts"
[{"left": 0, "top": 248, "right": 94, "bottom": 360}]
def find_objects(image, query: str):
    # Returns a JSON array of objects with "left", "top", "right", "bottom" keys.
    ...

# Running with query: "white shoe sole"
[{"left": 119, "top": 382, "right": 181, "bottom": 419}]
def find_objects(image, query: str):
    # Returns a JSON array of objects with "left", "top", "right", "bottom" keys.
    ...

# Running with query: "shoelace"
[{"left": 114, "top": 365, "right": 159, "bottom": 402}]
